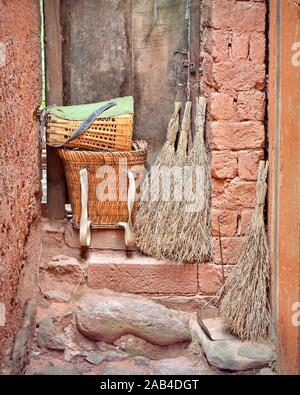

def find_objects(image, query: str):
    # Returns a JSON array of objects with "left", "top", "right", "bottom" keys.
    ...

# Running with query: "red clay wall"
[
  {"left": 0, "top": 0, "right": 41, "bottom": 358},
  {"left": 199, "top": 0, "right": 266, "bottom": 293}
]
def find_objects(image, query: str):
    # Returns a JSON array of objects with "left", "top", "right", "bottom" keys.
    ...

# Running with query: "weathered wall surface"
[
  {"left": 0, "top": 0, "right": 41, "bottom": 358},
  {"left": 199, "top": 0, "right": 266, "bottom": 293},
  {"left": 62, "top": 0, "right": 189, "bottom": 164}
]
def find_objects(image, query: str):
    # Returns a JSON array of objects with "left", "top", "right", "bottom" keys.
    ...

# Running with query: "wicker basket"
[
  {"left": 47, "top": 113, "right": 133, "bottom": 151},
  {"left": 58, "top": 141, "right": 147, "bottom": 228},
  {"left": 46, "top": 96, "right": 134, "bottom": 151}
]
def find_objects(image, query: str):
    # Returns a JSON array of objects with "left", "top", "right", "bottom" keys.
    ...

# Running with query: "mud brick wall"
[
  {"left": 199, "top": 0, "right": 267, "bottom": 294},
  {"left": 0, "top": 1, "right": 41, "bottom": 358}
]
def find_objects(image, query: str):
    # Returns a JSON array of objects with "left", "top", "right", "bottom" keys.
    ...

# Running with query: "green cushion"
[{"left": 47, "top": 96, "right": 134, "bottom": 121}]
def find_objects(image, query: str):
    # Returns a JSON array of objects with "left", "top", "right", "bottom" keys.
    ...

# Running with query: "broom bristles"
[
  {"left": 153, "top": 102, "right": 192, "bottom": 259},
  {"left": 134, "top": 102, "right": 182, "bottom": 256},
  {"left": 175, "top": 97, "right": 212, "bottom": 262},
  {"left": 135, "top": 98, "right": 212, "bottom": 262},
  {"left": 220, "top": 161, "right": 271, "bottom": 341}
]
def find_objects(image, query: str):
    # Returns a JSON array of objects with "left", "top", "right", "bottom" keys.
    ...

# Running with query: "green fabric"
[{"left": 47, "top": 96, "right": 134, "bottom": 120}]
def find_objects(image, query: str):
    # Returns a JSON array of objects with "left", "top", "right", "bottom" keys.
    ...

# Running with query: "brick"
[
  {"left": 211, "top": 150, "right": 238, "bottom": 178},
  {"left": 233, "top": 1, "right": 266, "bottom": 32},
  {"left": 238, "top": 149, "right": 264, "bottom": 180},
  {"left": 211, "top": 30, "right": 229, "bottom": 63},
  {"left": 198, "top": 264, "right": 223, "bottom": 295},
  {"left": 212, "top": 237, "right": 242, "bottom": 264},
  {"left": 236, "top": 90, "right": 266, "bottom": 121},
  {"left": 211, "top": 178, "right": 227, "bottom": 202},
  {"left": 211, "top": 0, "right": 266, "bottom": 32},
  {"left": 227, "top": 178, "right": 257, "bottom": 209},
  {"left": 212, "top": 177, "right": 257, "bottom": 209},
  {"left": 213, "top": 61, "right": 266, "bottom": 92},
  {"left": 231, "top": 32, "right": 250, "bottom": 61},
  {"left": 87, "top": 251, "right": 197, "bottom": 295},
  {"left": 211, "top": 121, "right": 265, "bottom": 150},
  {"left": 211, "top": 0, "right": 235, "bottom": 30},
  {"left": 250, "top": 32, "right": 266, "bottom": 63},
  {"left": 211, "top": 209, "right": 238, "bottom": 237},
  {"left": 211, "top": 93, "right": 234, "bottom": 120}
]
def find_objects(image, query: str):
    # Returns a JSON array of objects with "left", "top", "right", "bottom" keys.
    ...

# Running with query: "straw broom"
[
  {"left": 175, "top": 96, "right": 211, "bottom": 262},
  {"left": 134, "top": 102, "right": 182, "bottom": 255},
  {"left": 220, "top": 161, "right": 271, "bottom": 341},
  {"left": 155, "top": 101, "right": 192, "bottom": 260}
]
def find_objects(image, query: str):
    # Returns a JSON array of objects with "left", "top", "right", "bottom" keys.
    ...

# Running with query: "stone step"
[{"left": 87, "top": 251, "right": 198, "bottom": 295}]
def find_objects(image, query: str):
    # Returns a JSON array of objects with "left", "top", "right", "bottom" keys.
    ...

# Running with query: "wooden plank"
[
  {"left": 64, "top": 0, "right": 132, "bottom": 105},
  {"left": 189, "top": 0, "right": 201, "bottom": 143},
  {"left": 269, "top": 0, "right": 300, "bottom": 375},
  {"left": 44, "top": 0, "right": 66, "bottom": 218},
  {"left": 132, "top": 0, "right": 188, "bottom": 164}
]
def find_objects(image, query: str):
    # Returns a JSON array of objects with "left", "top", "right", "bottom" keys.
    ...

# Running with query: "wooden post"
[
  {"left": 44, "top": 0, "right": 66, "bottom": 218},
  {"left": 269, "top": 0, "right": 300, "bottom": 374},
  {"left": 189, "top": 0, "right": 200, "bottom": 143}
]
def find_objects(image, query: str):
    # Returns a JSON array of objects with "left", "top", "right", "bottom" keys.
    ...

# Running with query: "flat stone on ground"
[
  {"left": 85, "top": 352, "right": 105, "bottom": 366},
  {"left": 34, "top": 366, "right": 79, "bottom": 375},
  {"left": 100, "top": 364, "right": 146, "bottom": 375},
  {"left": 198, "top": 317, "right": 236, "bottom": 341},
  {"left": 152, "top": 356, "right": 214, "bottom": 375},
  {"left": 190, "top": 318, "right": 275, "bottom": 371}
]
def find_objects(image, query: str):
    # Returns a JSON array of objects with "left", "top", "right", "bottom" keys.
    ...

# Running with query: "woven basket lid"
[{"left": 47, "top": 96, "right": 134, "bottom": 121}]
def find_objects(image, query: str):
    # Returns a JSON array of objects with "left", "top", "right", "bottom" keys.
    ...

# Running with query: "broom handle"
[
  {"left": 177, "top": 101, "right": 192, "bottom": 157},
  {"left": 167, "top": 102, "right": 182, "bottom": 144},
  {"left": 195, "top": 96, "right": 207, "bottom": 145},
  {"left": 256, "top": 161, "right": 268, "bottom": 211}
]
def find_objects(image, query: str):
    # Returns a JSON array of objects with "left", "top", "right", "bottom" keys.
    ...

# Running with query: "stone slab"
[
  {"left": 87, "top": 251, "right": 198, "bottom": 295},
  {"left": 198, "top": 317, "right": 236, "bottom": 341}
]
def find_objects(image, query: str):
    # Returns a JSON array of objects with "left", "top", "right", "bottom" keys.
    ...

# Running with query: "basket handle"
[
  {"left": 79, "top": 168, "right": 91, "bottom": 247},
  {"left": 49, "top": 101, "right": 116, "bottom": 147},
  {"left": 118, "top": 170, "right": 136, "bottom": 247}
]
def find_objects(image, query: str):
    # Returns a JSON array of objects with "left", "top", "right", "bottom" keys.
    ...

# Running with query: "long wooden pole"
[{"left": 44, "top": 0, "right": 66, "bottom": 218}]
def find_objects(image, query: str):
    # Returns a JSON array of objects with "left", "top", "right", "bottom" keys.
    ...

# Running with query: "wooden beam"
[
  {"left": 269, "top": 0, "right": 300, "bottom": 375},
  {"left": 44, "top": 0, "right": 66, "bottom": 218},
  {"left": 189, "top": 0, "right": 201, "bottom": 142}
]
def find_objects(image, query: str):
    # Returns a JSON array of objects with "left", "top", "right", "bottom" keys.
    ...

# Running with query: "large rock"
[
  {"left": 37, "top": 316, "right": 65, "bottom": 351},
  {"left": 190, "top": 318, "right": 275, "bottom": 371},
  {"left": 75, "top": 293, "right": 191, "bottom": 346},
  {"left": 114, "top": 335, "right": 190, "bottom": 360}
]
